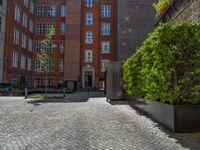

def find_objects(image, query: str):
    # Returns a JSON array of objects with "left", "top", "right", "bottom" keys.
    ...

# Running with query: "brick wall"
[
  {"left": 170, "top": 0, "right": 200, "bottom": 24},
  {"left": 64, "top": 0, "right": 81, "bottom": 83}
]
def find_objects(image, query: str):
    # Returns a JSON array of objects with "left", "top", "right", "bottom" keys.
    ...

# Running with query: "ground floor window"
[
  {"left": 99, "top": 81, "right": 105, "bottom": 90},
  {"left": 11, "top": 75, "right": 17, "bottom": 86},
  {"left": 34, "top": 78, "right": 44, "bottom": 87}
]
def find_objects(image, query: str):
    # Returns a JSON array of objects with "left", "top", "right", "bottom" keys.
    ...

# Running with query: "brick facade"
[
  {"left": 3, "top": 0, "right": 116, "bottom": 90},
  {"left": 34, "top": 0, "right": 65, "bottom": 87},
  {"left": 3, "top": 0, "right": 34, "bottom": 87},
  {"left": 0, "top": 0, "right": 6, "bottom": 83}
]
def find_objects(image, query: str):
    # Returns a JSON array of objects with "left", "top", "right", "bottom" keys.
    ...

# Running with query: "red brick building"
[
  {"left": 3, "top": 0, "right": 116, "bottom": 90},
  {"left": 3, "top": 0, "right": 35, "bottom": 87}
]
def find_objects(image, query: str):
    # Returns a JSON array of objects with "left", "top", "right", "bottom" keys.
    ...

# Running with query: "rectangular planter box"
[{"left": 127, "top": 97, "right": 200, "bottom": 132}]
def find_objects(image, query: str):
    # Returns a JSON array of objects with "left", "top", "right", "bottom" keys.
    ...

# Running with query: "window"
[
  {"left": 102, "top": 23, "right": 110, "bottom": 36},
  {"left": 101, "top": 41, "right": 110, "bottom": 54},
  {"left": 22, "top": 33, "right": 27, "bottom": 49},
  {"left": 101, "top": 60, "right": 110, "bottom": 72},
  {"left": 11, "top": 75, "right": 17, "bottom": 86},
  {"left": 22, "top": 13, "right": 28, "bottom": 28},
  {"left": 60, "top": 41, "right": 65, "bottom": 53},
  {"left": 29, "top": 19, "right": 33, "bottom": 32},
  {"left": 34, "top": 78, "right": 44, "bottom": 87},
  {"left": 20, "top": 55, "right": 26, "bottom": 70},
  {"left": 27, "top": 57, "right": 32, "bottom": 71},
  {"left": 86, "top": 13, "right": 93, "bottom": 25},
  {"left": 36, "top": 23, "right": 45, "bottom": 35},
  {"left": 37, "top": 5, "right": 45, "bottom": 17},
  {"left": 48, "top": 59, "right": 54, "bottom": 72},
  {"left": 47, "top": 23, "right": 56, "bottom": 34},
  {"left": 30, "top": 1, "right": 34, "bottom": 14},
  {"left": 28, "top": 38, "right": 32, "bottom": 52},
  {"left": 60, "top": 59, "right": 64, "bottom": 72},
  {"left": 101, "top": 5, "right": 111, "bottom": 17},
  {"left": 12, "top": 51, "right": 18, "bottom": 68},
  {"left": 13, "top": 28, "right": 20, "bottom": 45},
  {"left": 14, "top": 5, "right": 20, "bottom": 22},
  {"left": 85, "top": 50, "right": 93, "bottom": 63},
  {"left": 24, "top": 0, "right": 29, "bottom": 8},
  {"left": 60, "top": 23, "right": 65, "bottom": 35},
  {"left": 48, "top": 78, "right": 54, "bottom": 87},
  {"left": 48, "top": 5, "right": 56, "bottom": 17},
  {"left": 61, "top": 5, "right": 66, "bottom": 17},
  {"left": 86, "top": 0, "right": 93, "bottom": 7},
  {"left": 35, "top": 59, "right": 43, "bottom": 72},
  {"left": 47, "top": 42, "right": 55, "bottom": 53},
  {"left": 85, "top": 32, "right": 93, "bottom": 44},
  {"left": 36, "top": 41, "right": 45, "bottom": 52}
]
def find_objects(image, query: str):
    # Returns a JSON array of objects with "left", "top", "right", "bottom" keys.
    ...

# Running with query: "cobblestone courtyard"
[{"left": 0, "top": 92, "right": 200, "bottom": 150}]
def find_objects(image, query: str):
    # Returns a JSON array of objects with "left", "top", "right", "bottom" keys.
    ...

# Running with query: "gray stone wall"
[
  {"left": 0, "top": 0, "right": 6, "bottom": 83},
  {"left": 117, "top": 0, "right": 156, "bottom": 61},
  {"left": 171, "top": 0, "right": 200, "bottom": 24}
]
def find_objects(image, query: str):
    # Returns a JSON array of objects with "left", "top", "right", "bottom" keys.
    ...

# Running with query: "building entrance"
[{"left": 84, "top": 71, "right": 93, "bottom": 88}]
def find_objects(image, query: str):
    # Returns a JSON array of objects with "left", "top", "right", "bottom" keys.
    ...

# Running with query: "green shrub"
[
  {"left": 123, "top": 23, "right": 200, "bottom": 105},
  {"left": 153, "top": 0, "right": 172, "bottom": 17}
]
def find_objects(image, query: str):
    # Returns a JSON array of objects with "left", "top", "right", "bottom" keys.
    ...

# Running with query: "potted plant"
[
  {"left": 154, "top": 0, "right": 174, "bottom": 18},
  {"left": 123, "top": 23, "right": 200, "bottom": 132}
]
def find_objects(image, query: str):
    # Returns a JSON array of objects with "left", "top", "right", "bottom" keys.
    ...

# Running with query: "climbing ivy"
[{"left": 123, "top": 23, "right": 200, "bottom": 105}]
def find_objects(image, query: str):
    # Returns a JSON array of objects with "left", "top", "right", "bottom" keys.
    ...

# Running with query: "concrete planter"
[{"left": 127, "top": 97, "right": 200, "bottom": 132}]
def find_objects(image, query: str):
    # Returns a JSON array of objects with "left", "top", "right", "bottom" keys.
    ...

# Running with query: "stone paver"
[{"left": 0, "top": 92, "right": 199, "bottom": 150}]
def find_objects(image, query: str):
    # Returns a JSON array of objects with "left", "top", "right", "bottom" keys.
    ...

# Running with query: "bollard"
[
  {"left": 63, "top": 87, "right": 66, "bottom": 98},
  {"left": 25, "top": 87, "right": 28, "bottom": 98}
]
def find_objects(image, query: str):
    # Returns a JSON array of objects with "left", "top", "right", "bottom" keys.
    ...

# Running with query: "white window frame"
[
  {"left": 101, "top": 60, "right": 110, "bottom": 72},
  {"left": 101, "top": 5, "right": 111, "bottom": 17},
  {"left": 60, "top": 23, "right": 65, "bottom": 35},
  {"left": 102, "top": 23, "right": 111, "bottom": 36},
  {"left": 12, "top": 51, "right": 18, "bottom": 68},
  {"left": 13, "top": 28, "right": 20, "bottom": 45},
  {"left": 48, "top": 5, "right": 56, "bottom": 17},
  {"left": 85, "top": 50, "right": 93, "bottom": 63},
  {"left": 28, "top": 38, "right": 33, "bottom": 52},
  {"left": 60, "top": 41, "right": 65, "bottom": 53},
  {"left": 61, "top": 5, "right": 66, "bottom": 17},
  {"left": 59, "top": 59, "right": 64, "bottom": 72},
  {"left": 20, "top": 55, "right": 26, "bottom": 70},
  {"left": 101, "top": 41, "right": 111, "bottom": 54},
  {"left": 37, "top": 5, "right": 46, "bottom": 17},
  {"left": 86, "top": 0, "right": 93, "bottom": 7},
  {"left": 86, "top": 13, "right": 93, "bottom": 25},
  {"left": 14, "top": 5, "right": 20, "bottom": 22},
  {"left": 27, "top": 57, "right": 32, "bottom": 71},
  {"left": 22, "top": 33, "right": 27, "bottom": 49},
  {"left": 85, "top": 31, "right": 93, "bottom": 44}
]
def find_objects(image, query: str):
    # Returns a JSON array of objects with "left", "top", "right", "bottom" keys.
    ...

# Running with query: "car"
[{"left": 0, "top": 83, "right": 12, "bottom": 94}]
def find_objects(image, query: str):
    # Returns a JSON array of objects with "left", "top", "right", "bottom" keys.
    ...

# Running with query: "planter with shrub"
[{"left": 123, "top": 23, "right": 200, "bottom": 132}]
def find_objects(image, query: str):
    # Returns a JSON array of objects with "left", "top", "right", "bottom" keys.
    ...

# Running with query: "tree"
[{"left": 39, "top": 27, "right": 56, "bottom": 98}]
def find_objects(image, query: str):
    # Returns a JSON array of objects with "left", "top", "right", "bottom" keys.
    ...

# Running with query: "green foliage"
[
  {"left": 123, "top": 23, "right": 200, "bottom": 105},
  {"left": 153, "top": 0, "right": 172, "bottom": 17}
]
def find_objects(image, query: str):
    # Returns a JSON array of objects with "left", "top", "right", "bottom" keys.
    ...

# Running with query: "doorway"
[{"left": 84, "top": 71, "right": 93, "bottom": 88}]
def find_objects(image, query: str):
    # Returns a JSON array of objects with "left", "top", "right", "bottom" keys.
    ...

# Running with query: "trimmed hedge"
[{"left": 123, "top": 23, "right": 200, "bottom": 105}]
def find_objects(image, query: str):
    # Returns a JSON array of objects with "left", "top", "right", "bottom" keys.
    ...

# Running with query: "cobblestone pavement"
[{"left": 0, "top": 92, "right": 200, "bottom": 150}]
